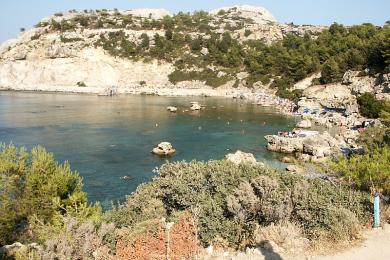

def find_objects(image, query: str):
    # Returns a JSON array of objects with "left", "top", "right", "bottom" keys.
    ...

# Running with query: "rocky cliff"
[{"left": 0, "top": 6, "right": 325, "bottom": 94}]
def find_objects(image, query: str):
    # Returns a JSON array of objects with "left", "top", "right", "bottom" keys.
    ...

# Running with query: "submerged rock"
[{"left": 152, "top": 142, "right": 176, "bottom": 156}]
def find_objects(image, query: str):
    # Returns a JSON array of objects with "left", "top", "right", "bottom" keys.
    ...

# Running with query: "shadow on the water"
[{"left": 258, "top": 241, "right": 283, "bottom": 260}]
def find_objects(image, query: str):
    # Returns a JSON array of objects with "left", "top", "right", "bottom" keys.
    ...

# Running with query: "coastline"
[{"left": 0, "top": 84, "right": 297, "bottom": 116}]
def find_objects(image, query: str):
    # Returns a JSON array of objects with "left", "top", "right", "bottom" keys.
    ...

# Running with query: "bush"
[
  {"left": 139, "top": 33, "right": 150, "bottom": 49},
  {"left": 357, "top": 93, "right": 384, "bottom": 118},
  {"left": 331, "top": 146, "right": 390, "bottom": 195},
  {"left": 77, "top": 81, "right": 87, "bottom": 87},
  {"left": 106, "top": 160, "right": 371, "bottom": 248},
  {"left": 244, "top": 29, "right": 252, "bottom": 37},
  {"left": 40, "top": 218, "right": 114, "bottom": 259},
  {"left": 358, "top": 126, "right": 390, "bottom": 151}
]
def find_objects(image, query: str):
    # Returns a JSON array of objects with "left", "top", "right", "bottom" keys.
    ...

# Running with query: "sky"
[{"left": 0, "top": 0, "right": 389, "bottom": 43}]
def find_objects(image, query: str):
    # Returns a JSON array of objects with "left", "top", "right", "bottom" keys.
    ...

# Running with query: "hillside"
[
  {"left": 0, "top": 6, "right": 388, "bottom": 106},
  {"left": 0, "top": 6, "right": 326, "bottom": 93}
]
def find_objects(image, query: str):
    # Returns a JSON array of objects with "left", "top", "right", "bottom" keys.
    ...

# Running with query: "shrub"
[
  {"left": 31, "top": 34, "right": 41, "bottom": 40},
  {"left": 139, "top": 33, "right": 150, "bottom": 49},
  {"left": 106, "top": 160, "right": 371, "bottom": 248},
  {"left": 244, "top": 29, "right": 252, "bottom": 37},
  {"left": 358, "top": 126, "right": 390, "bottom": 151},
  {"left": 39, "top": 218, "right": 114, "bottom": 259},
  {"left": 77, "top": 81, "right": 87, "bottom": 87},
  {"left": 331, "top": 146, "right": 390, "bottom": 195},
  {"left": 357, "top": 93, "right": 384, "bottom": 118},
  {"left": 116, "top": 213, "right": 199, "bottom": 260}
]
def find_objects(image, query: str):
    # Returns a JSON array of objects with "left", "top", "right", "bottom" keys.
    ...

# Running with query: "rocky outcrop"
[
  {"left": 123, "top": 8, "right": 171, "bottom": 19},
  {"left": 211, "top": 5, "right": 277, "bottom": 25},
  {"left": 301, "top": 84, "right": 357, "bottom": 110},
  {"left": 296, "top": 119, "right": 312, "bottom": 128},
  {"left": 225, "top": 150, "right": 260, "bottom": 165},
  {"left": 265, "top": 131, "right": 345, "bottom": 161},
  {"left": 152, "top": 142, "right": 176, "bottom": 156}
]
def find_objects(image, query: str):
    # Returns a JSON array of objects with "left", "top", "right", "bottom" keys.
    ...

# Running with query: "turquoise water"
[{"left": 0, "top": 91, "right": 295, "bottom": 208}]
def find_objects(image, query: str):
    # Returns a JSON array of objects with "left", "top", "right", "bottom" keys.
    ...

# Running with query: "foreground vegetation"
[
  {"left": 0, "top": 145, "right": 101, "bottom": 247},
  {"left": 331, "top": 126, "right": 390, "bottom": 195},
  {"left": 1, "top": 144, "right": 374, "bottom": 259}
]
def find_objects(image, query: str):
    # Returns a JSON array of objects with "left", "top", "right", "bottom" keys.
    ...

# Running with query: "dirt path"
[
  {"left": 203, "top": 224, "right": 390, "bottom": 260},
  {"left": 312, "top": 224, "right": 390, "bottom": 260}
]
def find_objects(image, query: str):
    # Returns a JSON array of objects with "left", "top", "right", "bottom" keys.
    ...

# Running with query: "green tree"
[
  {"left": 165, "top": 29, "right": 173, "bottom": 40},
  {"left": 140, "top": 33, "right": 150, "bottom": 49},
  {"left": 0, "top": 144, "right": 101, "bottom": 245},
  {"left": 320, "top": 58, "right": 343, "bottom": 84}
]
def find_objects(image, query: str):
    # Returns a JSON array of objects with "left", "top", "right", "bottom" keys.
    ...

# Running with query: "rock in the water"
[
  {"left": 167, "top": 106, "right": 178, "bottom": 112},
  {"left": 190, "top": 102, "right": 201, "bottom": 111},
  {"left": 296, "top": 119, "right": 312, "bottom": 128},
  {"left": 152, "top": 142, "right": 176, "bottom": 156},
  {"left": 225, "top": 150, "right": 259, "bottom": 165}
]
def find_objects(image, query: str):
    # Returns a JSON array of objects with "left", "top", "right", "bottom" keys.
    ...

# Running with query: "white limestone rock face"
[
  {"left": 211, "top": 5, "right": 277, "bottom": 24},
  {"left": 0, "top": 48, "right": 174, "bottom": 90},
  {"left": 123, "top": 8, "right": 171, "bottom": 19}
]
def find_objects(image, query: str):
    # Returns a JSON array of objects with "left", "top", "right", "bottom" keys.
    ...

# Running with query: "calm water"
[{"left": 0, "top": 91, "right": 295, "bottom": 208}]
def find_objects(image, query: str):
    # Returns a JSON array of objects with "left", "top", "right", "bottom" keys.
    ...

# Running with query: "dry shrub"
[
  {"left": 170, "top": 213, "right": 201, "bottom": 259},
  {"left": 254, "top": 221, "right": 307, "bottom": 254},
  {"left": 41, "top": 218, "right": 115, "bottom": 260},
  {"left": 116, "top": 213, "right": 200, "bottom": 260},
  {"left": 116, "top": 219, "right": 166, "bottom": 260}
]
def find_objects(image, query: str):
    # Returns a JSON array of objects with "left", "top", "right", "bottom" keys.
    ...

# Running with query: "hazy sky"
[{"left": 0, "top": 0, "right": 389, "bottom": 43}]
